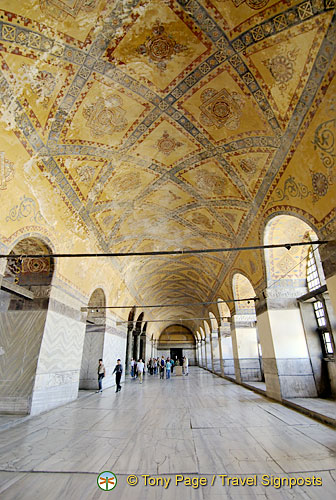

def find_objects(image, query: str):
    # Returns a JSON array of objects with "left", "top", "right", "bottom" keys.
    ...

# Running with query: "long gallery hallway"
[{"left": 0, "top": 368, "right": 335, "bottom": 500}]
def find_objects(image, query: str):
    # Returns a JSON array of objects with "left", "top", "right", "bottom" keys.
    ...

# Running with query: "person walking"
[
  {"left": 160, "top": 356, "right": 165, "bottom": 379},
  {"left": 166, "top": 358, "right": 171, "bottom": 379},
  {"left": 130, "top": 358, "right": 135, "bottom": 378},
  {"left": 137, "top": 358, "right": 144, "bottom": 383},
  {"left": 113, "top": 359, "right": 123, "bottom": 392},
  {"left": 170, "top": 357, "right": 174, "bottom": 375},
  {"left": 97, "top": 358, "right": 106, "bottom": 393}
]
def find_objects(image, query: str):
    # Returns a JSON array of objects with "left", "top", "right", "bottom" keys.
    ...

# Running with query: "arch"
[
  {"left": 209, "top": 311, "right": 218, "bottom": 332},
  {"left": 0, "top": 237, "right": 55, "bottom": 414},
  {"left": 158, "top": 324, "right": 196, "bottom": 366},
  {"left": 79, "top": 288, "right": 106, "bottom": 390},
  {"left": 217, "top": 298, "right": 231, "bottom": 323},
  {"left": 264, "top": 214, "right": 318, "bottom": 287},
  {"left": 232, "top": 272, "right": 256, "bottom": 315}
]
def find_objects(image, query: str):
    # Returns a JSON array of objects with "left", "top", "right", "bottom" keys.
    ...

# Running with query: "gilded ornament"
[
  {"left": 199, "top": 88, "right": 245, "bottom": 130},
  {"left": 155, "top": 131, "right": 183, "bottom": 156},
  {"left": 39, "top": 0, "right": 97, "bottom": 21},
  {"left": 0, "top": 152, "right": 14, "bottom": 190},
  {"left": 195, "top": 170, "right": 226, "bottom": 196},
  {"left": 76, "top": 165, "right": 96, "bottom": 184},
  {"left": 263, "top": 49, "right": 298, "bottom": 91},
  {"left": 217, "top": 0, "right": 269, "bottom": 9},
  {"left": 83, "top": 96, "right": 128, "bottom": 138},
  {"left": 136, "top": 21, "right": 187, "bottom": 71}
]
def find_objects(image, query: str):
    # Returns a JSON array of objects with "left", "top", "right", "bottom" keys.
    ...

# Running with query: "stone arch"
[
  {"left": 79, "top": 288, "right": 106, "bottom": 390},
  {"left": 232, "top": 272, "right": 256, "bottom": 316},
  {"left": 263, "top": 214, "right": 333, "bottom": 397},
  {"left": 0, "top": 236, "right": 55, "bottom": 414},
  {"left": 217, "top": 298, "right": 231, "bottom": 324},
  {"left": 264, "top": 214, "right": 318, "bottom": 289}
]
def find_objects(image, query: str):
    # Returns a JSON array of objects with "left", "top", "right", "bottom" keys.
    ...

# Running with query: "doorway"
[{"left": 170, "top": 348, "right": 183, "bottom": 366}]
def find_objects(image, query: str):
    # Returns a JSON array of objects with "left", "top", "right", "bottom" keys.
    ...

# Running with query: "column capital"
[{"left": 255, "top": 283, "right": 307, "bottom": 315}]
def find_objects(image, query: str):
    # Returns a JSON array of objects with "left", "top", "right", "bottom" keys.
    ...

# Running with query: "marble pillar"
[
  {"left": 211, "top": 329, "right": 221, "bottom": 374},
  {"left": 201, "top": 339, "right": 206, "bottom": 368},
  {"left": 125, "top": 326, "right": 133, "bottom": 374},
  {"left": 219, "top": 322, "right": 234, "bottom": 377},
  {"left": 256, "top": 290, "right": 317, "bottom": 401},
  {"left": 205, "top": 334, "right": 212, "bottom": 370},
  {"left": 231, "top": 314, "right": 262, "bottom": 384}
]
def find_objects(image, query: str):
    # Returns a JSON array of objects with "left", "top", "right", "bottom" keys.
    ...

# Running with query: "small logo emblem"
[{"left": 97, "top": 471, "right": 117, "bottom": 491}]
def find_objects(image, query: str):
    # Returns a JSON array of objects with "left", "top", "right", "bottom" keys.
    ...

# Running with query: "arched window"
[{"left": 306, "top": 246, "right": 333, "bottom": 356}]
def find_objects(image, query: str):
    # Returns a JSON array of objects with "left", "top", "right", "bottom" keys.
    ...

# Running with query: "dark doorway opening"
[{"left": 170, "top": 348, "right": 183, "bottom": 366}]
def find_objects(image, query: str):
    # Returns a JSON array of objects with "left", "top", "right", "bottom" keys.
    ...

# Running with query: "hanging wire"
[{"left": 0, "top": 240, "right": 329, "bottom": 259}]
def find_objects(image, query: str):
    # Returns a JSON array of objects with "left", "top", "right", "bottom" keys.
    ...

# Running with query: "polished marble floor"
[{"left": 0, "top": 368, "right": 335, "bottom": 499}]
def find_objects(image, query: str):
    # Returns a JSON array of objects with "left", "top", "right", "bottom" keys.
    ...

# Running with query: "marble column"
[
  {"left": 201, "top": 339, "right": 206, "bottom": 368},
  {"left": 211, "top": 329, "right": 221, "bottom": 374},
  {"left": 256, "top": 287, "right": 317, "bottom": 401},
  {"left": 125, "top": 327, "right": 133, "bottom": 374},
  {"left": 205, "top": 334, "right": 212, "bottom": 370},
  {"left": 136, "top": 332, "right": 141, "bottom": 360},
  {"left": 219, "top": 322, "right": 234, "bottom": 377},
  {"left": 231, "top": 313, "right": 261, "bottom": 384}
]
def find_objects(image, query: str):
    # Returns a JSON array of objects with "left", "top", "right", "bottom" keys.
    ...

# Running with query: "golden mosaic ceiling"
[{"left": 0, "top": 0, "right": 335, "bottom": 332}]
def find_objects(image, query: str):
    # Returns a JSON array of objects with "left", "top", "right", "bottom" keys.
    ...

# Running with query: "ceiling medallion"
[
  {"left": 39, "top": 0, "right": 97, "bottom": 21},
  {"left": 21, "top": 65, "right": 56, "bottom": 108},
  {"left": 0, "top": 151, "right": 14, "bottom": 190},
  {"left": 83, "top": 95, "right": 128, "bottom": 138},
  {"left": 263, "top": 49, "right": 298, "bottom": 91},
  {"left": 137, "top": 20, "right": 187, "bottom": 71},
  {"left": 75, "top": 165, "right": 96, "bottom": 184},
  {"left": 199, "top": 88, "right": 245, "bottom": 130},
  {"left": 240, "top": 157, "right": 257, "bottom": 175},
  {"left": 195, "top": 170, "right": 226, "bottom": 196},
  {"left": 155, "top": 131, "right": 183, "bottom": 155}
]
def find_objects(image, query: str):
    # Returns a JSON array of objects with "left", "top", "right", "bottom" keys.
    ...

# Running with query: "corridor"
[{"left": 0, "top": 368, "right": 335, "bottom": 500}]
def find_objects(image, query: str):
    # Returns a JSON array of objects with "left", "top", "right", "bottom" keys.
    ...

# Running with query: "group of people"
[
  {"left": 97, "top": 355, "right": 189, "bottom": 393},
  {"left": 131, "top": 355, "right": 189, "bottom": 380}
]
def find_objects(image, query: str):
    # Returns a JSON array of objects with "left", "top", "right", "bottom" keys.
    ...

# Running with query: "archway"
[
  {"left": 79, "top": 288, "right": 106, "bottom": 390},
  {"left": 0, "top": 237, "right": 54, "bottom": 413},
  {"left": 232, "top": 273, "right": 263, "bottom": 383},
  {"left": 158, "top": 325, "right": 196, "bottom": 366},
  {"left": 263, "top": 214, "right": 334, "bottom": 398}
]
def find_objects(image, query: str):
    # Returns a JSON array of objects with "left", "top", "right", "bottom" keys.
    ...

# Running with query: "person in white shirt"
[
  {"left": 137, "top": 358, "right": 144, "bottom": 384},
  {"left": 183, "top": 356, "right": 189, "bottom": 376}
]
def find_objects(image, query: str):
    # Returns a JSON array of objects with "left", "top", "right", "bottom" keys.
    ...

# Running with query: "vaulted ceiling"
[{"left": 0, "top": 0, "right": 335, "bottom": 334}]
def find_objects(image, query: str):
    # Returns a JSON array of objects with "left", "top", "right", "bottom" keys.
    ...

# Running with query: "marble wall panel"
[
  {"left": 30, "top": 310, "right": 86, "bottom": 415},
  {"left": 102, "top": 326, "right": 127, "bottom": 389},
  {"left": 0, "top": 310, "right": 47, "bottom": 414},
  {"left": 79, "top": 324, "right": 104, "bottom": 390}
]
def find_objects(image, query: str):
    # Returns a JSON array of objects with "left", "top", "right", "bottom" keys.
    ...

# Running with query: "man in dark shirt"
[{"left": 113, "top": 359, "right": 123, "bottom": 393}]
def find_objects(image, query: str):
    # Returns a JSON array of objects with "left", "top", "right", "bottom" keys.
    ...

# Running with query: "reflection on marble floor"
[{"left": 0, "top": 367, "right": 335, "bottom": 499}]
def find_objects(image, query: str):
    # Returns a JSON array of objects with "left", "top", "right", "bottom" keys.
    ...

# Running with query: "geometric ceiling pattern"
[{"left": 0, "top": 0, "right": 335, "bottom": 333}]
